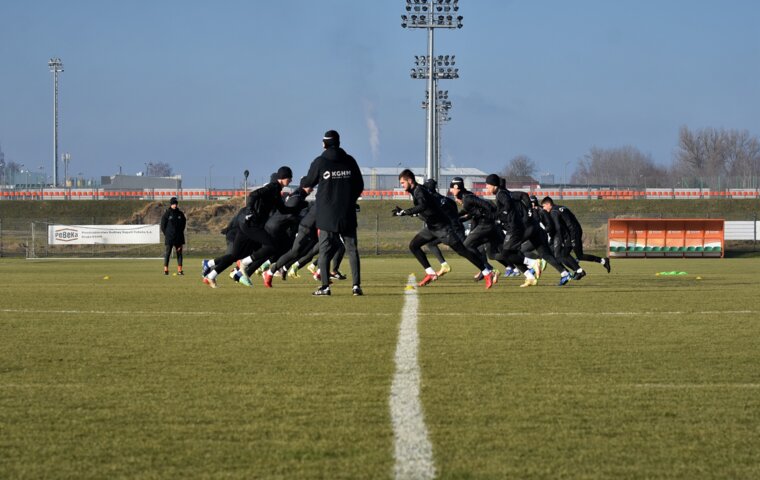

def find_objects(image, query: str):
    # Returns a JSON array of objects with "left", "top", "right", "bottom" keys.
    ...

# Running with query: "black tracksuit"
[
  {"left": 492, "top": 188, "right": 529, "bottom": 271},
  {"left": 271, "top": 202, "right": 318, "bottom": 271},
  {"left": 519, "top": 206, "right": 569, "bottom": 274},
  {"left": 160, "top": 206, "right": 186, "bottom": 269},
  {"left": 212, "top": 181, "right": 298, "bottom": 275},
  {"left": 263, "top": 188, "right": 310, "bottom": 266},
  {"left": 552, "top": 204, "right": 603, "bottom": 265},
  {"left": 424, "top": 191, "right": 463, "bottom": 264},
  {"left": 545, "top": 205, "right": 587, "bottom": 270},
  {"left": 303, "top": 145, "right": 364, "bottom": 288},
  {"left": 402, "top": 184, "right": 486, "bottom": 271},
  {"left": 458, "top": 190, "right": 501, "bottom": 267},
  {"left": 222, "top": 207, "right": 247, "bottom": 255}
]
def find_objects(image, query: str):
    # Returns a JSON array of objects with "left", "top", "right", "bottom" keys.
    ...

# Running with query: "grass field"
[{"left": 1, "top": 256, "right": 759, "bottom": 478}]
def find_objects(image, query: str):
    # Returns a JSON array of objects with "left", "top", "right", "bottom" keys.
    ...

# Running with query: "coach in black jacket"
[
  {"left": 160, "top": 197, "right": 186, "bottom": 275},
  {"left": 303, "top": 130, "right": 364, "bottom": 296}
]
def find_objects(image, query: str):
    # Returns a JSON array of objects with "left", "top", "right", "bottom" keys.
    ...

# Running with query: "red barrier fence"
[{"left": 1, "top": 188, "right": 759, "bottom": 200}]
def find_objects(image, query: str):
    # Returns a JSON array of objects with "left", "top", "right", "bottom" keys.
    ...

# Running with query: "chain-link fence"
[{"left": 2, "top": 211, "right": 757, "bottom": 259}]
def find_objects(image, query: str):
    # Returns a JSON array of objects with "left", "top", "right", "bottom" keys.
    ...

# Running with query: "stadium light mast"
[
  {"left": 49, "top": 57, "right": 64, "bottom": 187},
  {"left": 421, "top": 89, "right": 452, "bottom": 176},
  {"left": 402, "top": 0, "right": 463, "bottom": 182}
]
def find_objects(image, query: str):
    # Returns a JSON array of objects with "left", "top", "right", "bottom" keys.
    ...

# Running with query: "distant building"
[
  {"left": 101, "top": 174, "right": 182, "bottom": 190},
  {"left": 503, "top": 175, "right": 540, "bottom": 190},
  {"left": 361, "top": 167, "right": 487, "bottom": 191},
  {"left": 539, "top": 173, "right": 555, "bottom": 185}
]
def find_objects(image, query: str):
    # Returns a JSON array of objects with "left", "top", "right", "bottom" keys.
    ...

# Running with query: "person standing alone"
[
  {"left": 160, "top": 196, "right": 186, "bottom": 275},
  {"left": 302, "top": 130, "right": 364, "bottom": 296}
]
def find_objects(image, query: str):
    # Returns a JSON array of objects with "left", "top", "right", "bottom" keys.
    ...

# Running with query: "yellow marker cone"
[{"left": 103, "top": 276, "right": 110, "bottom": 280}]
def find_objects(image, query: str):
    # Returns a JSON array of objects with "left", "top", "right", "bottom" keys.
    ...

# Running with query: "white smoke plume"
[{"left": 363, "top": 99, "right": 380, "bottom": 162}]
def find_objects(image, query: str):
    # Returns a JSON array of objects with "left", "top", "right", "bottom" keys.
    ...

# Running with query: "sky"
[{"left": 1, "top": 0, "right": 759, "bottom": 187}]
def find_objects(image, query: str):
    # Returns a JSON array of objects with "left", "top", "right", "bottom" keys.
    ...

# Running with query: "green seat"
[
  {"left": 635, "top": 246, "right": 644, "bottom": 252},
  {"left": 644, "top": 246, "right": 653, "bottom": 252},
  {"left": 686, "top": 246, "right": 695, "bottom": 252},
  {"left": 677, "top": 247, "right": 688, "bottom": 252},
  {"left": 714, "top": 246, "right": 721, "bottom": 252},
  {"left": 651, "top": 246, "right": 661, "bottom": 252},
  {"left": 668, "top": 246, "right": 680, "bottom": 252},
  {"left": 627, "top": 246, "right": 636, "bottom": 252},
  {"left": 695, "top": 246, "right": 704, "bottom": 252}
]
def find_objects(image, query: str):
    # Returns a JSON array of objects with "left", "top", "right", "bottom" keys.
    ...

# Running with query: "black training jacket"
[
  {"left": 555, "top": 204, "right": 582, "bottom": 239},
  {"left": 432, "top": 191, "right": 462, "bottom": 229},
  {"left": 403, "top": 184, "right": 451, "bottom": 230},
  {"left": 494, "top": 189, "right": 524, "bottom": 235},
  {"left": 245, "top": 181, "right": 298, "bottom": 226},
  {"left": 160, "top": 207, "right": 186, "bottom": 245},
  {"left": 303, "top": 146, "right": 364, "bottom": 232},
  {"left": 460, "top": 190, "right": 496, "bottom": 224},
  {"left": 536, "top": 207, "right": 555, "bottom": 238}
]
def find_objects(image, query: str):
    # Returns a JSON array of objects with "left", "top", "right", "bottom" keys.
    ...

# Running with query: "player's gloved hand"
[{"left": 391, "top": 206, "right": 403, "bottom": 216}]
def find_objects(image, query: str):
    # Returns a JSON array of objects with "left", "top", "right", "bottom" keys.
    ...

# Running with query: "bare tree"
[
  {"left": 572, "top": 146, "right": 668, "bottom": 187},
  {"left": 2, "top": 160, "right": 24, "bottom": 185},
  {"left": 146, "top": 162, "right": 173, "bottom": 177},
  {"left": 673, "top": 126, "right": 760, "bottom": 188},
  {"left": 502, "top": 155, "right": 536, "bottom": 179}
]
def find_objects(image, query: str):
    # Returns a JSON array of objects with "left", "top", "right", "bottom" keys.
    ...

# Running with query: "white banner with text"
[{"left": 48, "top": 225, "right": 160, "bottom": 245}]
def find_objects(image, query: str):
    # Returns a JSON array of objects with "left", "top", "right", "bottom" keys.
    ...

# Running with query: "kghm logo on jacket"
[{"left": 328, "top": 170, "right": 352, "bottom": 179}]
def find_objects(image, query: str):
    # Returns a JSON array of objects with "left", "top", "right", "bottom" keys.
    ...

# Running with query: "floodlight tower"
[
  {"left": 422, "top": 89, "right": 453, "bottom": 174},
  {"left": 402, "top": 0, "right": 463, "bottom": 182},
  {"left": 49, "top": 57, "right": 64, "bottom": 187}
]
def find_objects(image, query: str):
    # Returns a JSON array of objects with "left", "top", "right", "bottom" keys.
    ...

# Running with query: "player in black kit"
[
  {"left": 394, "top": 169, "right": 497, "bottom": 289},
  {"left": 540, "top": 196, "right": 611, "bottom": 280}
]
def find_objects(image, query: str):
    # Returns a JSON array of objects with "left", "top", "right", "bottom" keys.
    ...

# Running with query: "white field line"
[
  {"left": 1, "top": 309, "right": 757, "bottom": 318},
  {"left": 420, "top": 310, "right": 758, "bottom": 317},
  {"left": 25, "top": 257, "right": 163, "bottom": 261},
  {"left": 0, "top": 308, "right": 395, "bottom": 317},
  {"left": 389, "top": 276, "right": 435, "bottom": 480}
]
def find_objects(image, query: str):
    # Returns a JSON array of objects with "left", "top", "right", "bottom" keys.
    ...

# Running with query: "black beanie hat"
[
  {"left": 485, "top": 174, "right": 501, "bottom": 187},
  {"left": 323, "top": 130, "right": 340, "bottom": 147},
  {"left": 277, "top": 166, "right": 293, "bottom": 180},
  {"left": 449, "top": 176, "right": 464, "bottom": 189},
  {"left": 423, "top": 178, "right": 437, "bottom": 191},
  {"left": 170, "top": 197, "right": 178, "bottom": 205}
]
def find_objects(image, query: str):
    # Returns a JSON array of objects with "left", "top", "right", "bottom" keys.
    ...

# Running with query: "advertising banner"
[{"left": 48, "top": 225, "right": 160, "bottom": 245}]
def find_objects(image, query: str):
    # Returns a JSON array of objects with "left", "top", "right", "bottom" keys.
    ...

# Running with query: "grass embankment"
[{"left": 1, "top": 199, "right": 758, "bottom": 257}]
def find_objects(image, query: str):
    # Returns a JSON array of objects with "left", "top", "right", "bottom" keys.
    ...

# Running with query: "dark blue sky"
[{"left": 1, "top": 0, "right": 758, "bottom": 187}]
